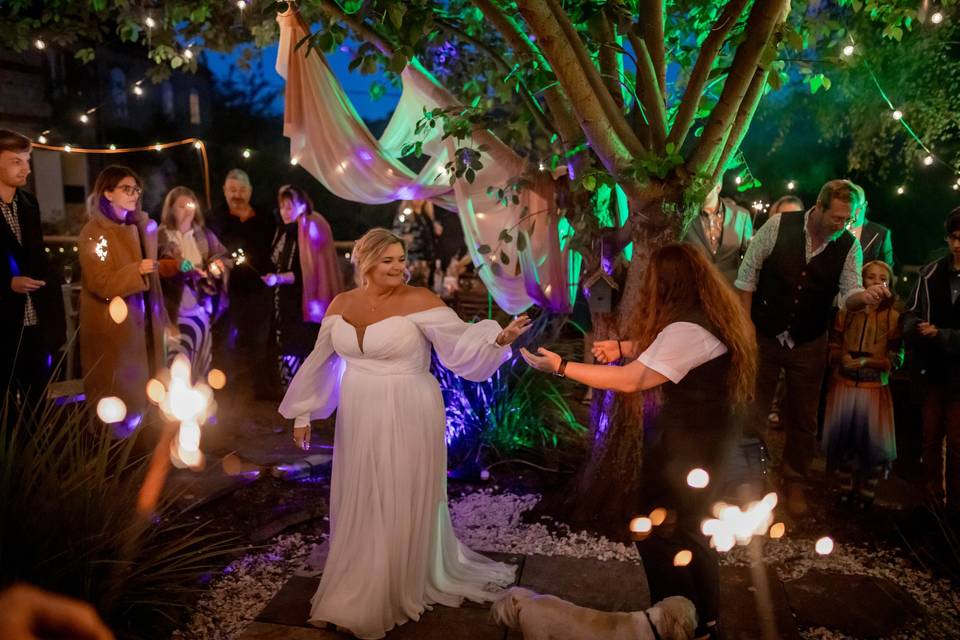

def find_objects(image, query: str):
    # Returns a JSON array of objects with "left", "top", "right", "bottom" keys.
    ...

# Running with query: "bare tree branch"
[
  {"left": 685, "top": 0, "right": 787, "bottom": 176},
  {"left": 471, "top": 0, "right": 581, "bottom": 146},
  {"left": 594, "top": 10, "right": 625, "bottom": 108},
  {"left": 314, "top": 0, "right": 394, "bottom": 56},
  {"left": 516, "top": 0, "right": 641, "bottom": 192},
  {"left": 711, "top": 67, "right": 769, "bottom": 184},
  {"left": 638, "top": 0, "right": 666, "bottom": 95},
  {"left": 666, "top": 0, "right": 751, "bottom": 150},
  {"left": 626, "top": 30, "right": 667, "bottom": 152},
  {"left": 540, "top": 0, "right": 647, "bottom": 157}
]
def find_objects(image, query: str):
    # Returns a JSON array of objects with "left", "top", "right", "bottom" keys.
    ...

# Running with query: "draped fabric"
[{"left": 275, "top": 8, "right": 580, "bottom": 314}]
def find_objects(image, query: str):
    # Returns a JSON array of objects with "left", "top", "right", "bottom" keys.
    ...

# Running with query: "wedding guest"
[
  {"left": 0, "top": 129, "right": 64, "bottom": 415},
  {"left": 848, "top": 183, "right": 894, "bottom": 267},
  {"left": 823, "top": 260, "right": 903, "bottom": 509},
  {"left": 0, "top": 583, "right": 113, "bottom": 640},
  {"left": 157, "top": 186, "right": 229, "bottom": 377},
  {"left": 523, "top": 243, "right": 756, "bottom": 640},
  {"left": 903, "top": 208, "right": 960, "bottom": 514},
  {"left": 78, "top": 165, "right": 166, "bottom": 430},
  {"left": 754, "top": 194, "right": 804, "bottom": 231},
  {"left": 735, "top": 179, "right": 891, "bottom": 515},
  {"left": 681, "top": 181, "right": 753, "bottom": 286},
  {"left": 392, "top": 199, "right": 439, "bottom": 286},
  {"left": 263, "top": 185, "right": 343, "bottom": 389},
  {"left": 278, "top": 228, "right": 530, "bottom": 638},
  {"left": 206, "top": 169, "right": 275, "bottom": 397}
]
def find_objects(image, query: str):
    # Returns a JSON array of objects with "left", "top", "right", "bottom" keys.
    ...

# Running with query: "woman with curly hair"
[{"left": 522, "top": 243, "right": 757, "bottom": 640}]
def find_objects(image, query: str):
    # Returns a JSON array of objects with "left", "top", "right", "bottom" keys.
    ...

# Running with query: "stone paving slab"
[
  {"left": 784, "top": 570, "right": 920, "bottom": 638},
  {"left": 720, "top": 565, "right": 802, "bottom": 640}
]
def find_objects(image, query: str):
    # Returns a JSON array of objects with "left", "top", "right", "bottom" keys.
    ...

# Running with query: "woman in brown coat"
[{"left": 78, "top": 165, "right": 166, "bottom": 430}]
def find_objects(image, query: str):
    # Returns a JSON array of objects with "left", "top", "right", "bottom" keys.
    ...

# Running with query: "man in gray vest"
[
  {"left": 682, "top": 181, "right": 753, "bottom": 286},
  {"left": 735, "top": 179, "right": 890, "bottom": 516}
]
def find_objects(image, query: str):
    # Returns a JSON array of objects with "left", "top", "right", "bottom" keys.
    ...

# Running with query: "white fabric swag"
[{"left": 275, "top": 8, "right": 580, "bottom": 314}]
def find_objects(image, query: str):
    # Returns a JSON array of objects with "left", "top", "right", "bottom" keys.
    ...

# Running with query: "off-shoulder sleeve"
[
  {"left": 278, "top": 315, "right": 344, "bottom": 421},
  {"left": 414, "top": 306, "right": 511, "bottom": 381}
]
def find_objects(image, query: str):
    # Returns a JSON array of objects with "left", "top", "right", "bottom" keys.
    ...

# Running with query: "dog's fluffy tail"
[{"left": 490, "top": 587, "right": 537, "bottom": 628}]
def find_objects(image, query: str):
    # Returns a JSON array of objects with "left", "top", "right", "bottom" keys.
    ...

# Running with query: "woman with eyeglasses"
[{"left": 78, "top": 165, "right": 167, "bottom": 432}]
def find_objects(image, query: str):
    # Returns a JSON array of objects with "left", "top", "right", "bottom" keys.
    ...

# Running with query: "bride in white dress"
[{"left": 278, "top": 228, "right": 531, "bottom": 639}]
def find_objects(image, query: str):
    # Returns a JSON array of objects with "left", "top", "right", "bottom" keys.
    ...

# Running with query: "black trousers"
[{"left": 1, "top": 325, "right": 54, "bottom": 428}]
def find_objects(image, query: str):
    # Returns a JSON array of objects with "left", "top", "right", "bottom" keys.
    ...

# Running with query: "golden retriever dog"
[{"left": 490, "top": 587, "right": 697, "bottom": 640}]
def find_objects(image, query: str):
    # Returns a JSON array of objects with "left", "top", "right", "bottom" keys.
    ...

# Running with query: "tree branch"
[
  {"left": 314, "top": 0, "right": 394, "bottom": 56},
  {"left": 434, "top": 17, "right": 557, "bottom": 138},
  {"left": 685, "top": 0, "right": 786, "bottom": 176},
  {"left": 594, "top": 10, "right": 625, "bottom": 108},
  {"left": 516, "top": 0, "right": 641, "bottom": 192},
  {"left": 667, "top": 0, "right": 751, "bottom": 150},
  {"left": 540, "top": 0, "right": 646, "bottom": 157},
  {"left": 471, "top": 0, "right": 581, "bottom": 146},
  {"left": 626, "top": 29, "right": 667, "bottom": 152},
  {"left": 711, "top": 68, "right": 769, "bottom": 184},
  {"left": 637, "top": 0, "right": 666, "bottom": 95}
]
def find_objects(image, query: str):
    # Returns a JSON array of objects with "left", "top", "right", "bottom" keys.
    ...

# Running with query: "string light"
[
  {"left": 34, "top": 39, "right": 46, "bottom": 50},
  {"left": 290, "top": 157, "right": 299, "bottom": 166},
  {"left": 842, "top": 44, "right": 855, "bottom": 57},
  {"left": 787, "top": 180, "right": 796, "bottom": 191},
  {"left": 37, "top": 135, "right": 47, "bottom": 144},
  {"left": 734, "top": 176, "right": 742, "bottom": 185},
  {"left": 133, "top": 84, "right": 144, "bottom": 96},
  {"left": 79, "top": 114, "right": 89, "bottom": 124},
  {"left": 154, "top": 143, "right": 163, "bottom": 152},
  {"left": 892, "top": 109, "right": 903, "bottom": 120},
  {"left": 63, "top": 144, "right": 72, "bottom": 153},
  {"left": 145, "top": 16, "right": 156, "bottom": 29},
  {"left": 109, "top": 144, "right": 117, "bottom": 150},
  {"left": 184, "top": 48, "right": 194, "bottom": 60},
  {"left": 923, "top": 154, "right": 934, "bottom": 166},
  {"left": 194, "top": 140, "right": 203, "bottom": 149},
  {"left": 931, "top": 11, "right": 944, "bottom": 24},
  {"left": 242, "top": 148, "right": 251, "bottom": 159},
  {"left": 896, "top": 186, "right": 905, "bottom": 195},
  {"left": 237, "top": 0, "right": 248, "bottom": 9}
]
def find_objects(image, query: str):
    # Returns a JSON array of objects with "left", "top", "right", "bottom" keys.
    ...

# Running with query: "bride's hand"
[
  {"left": 520, "top": 347, "right": 562, "bottom": 374},
  {"left": 293, "top": 425, "right": 311, "bottom": 451},
  {"left": 495, "top": 315, "right": 533, "bottom": 346}
]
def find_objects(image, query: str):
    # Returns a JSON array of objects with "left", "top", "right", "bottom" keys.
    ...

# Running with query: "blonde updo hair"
[{"left": 351, "top": 227, "right": 407, "bottom": 286}]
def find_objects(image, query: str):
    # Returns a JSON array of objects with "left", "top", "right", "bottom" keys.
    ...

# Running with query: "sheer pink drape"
[{"left": 276, "top": 9, "right": 579, "bottom": 314}]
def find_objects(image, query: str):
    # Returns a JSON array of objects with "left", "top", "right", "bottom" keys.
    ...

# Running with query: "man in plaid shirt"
[{"left": 0, "top": 129, "right": 64, "bottom": 418}]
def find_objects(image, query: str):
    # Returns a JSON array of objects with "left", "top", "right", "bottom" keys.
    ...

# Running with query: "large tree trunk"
[{"left": 564, "top": 192, "right": 683, "bottom": 535}]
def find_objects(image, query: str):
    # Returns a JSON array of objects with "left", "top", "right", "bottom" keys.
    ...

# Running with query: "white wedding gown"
[{"left": 278, "top": 306, "right": 517, "bottom": 639}]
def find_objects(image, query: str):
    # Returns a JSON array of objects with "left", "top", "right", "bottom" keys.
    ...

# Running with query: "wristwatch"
[{"left": 553, "top": 359, "right": 568, "bottom": 377}]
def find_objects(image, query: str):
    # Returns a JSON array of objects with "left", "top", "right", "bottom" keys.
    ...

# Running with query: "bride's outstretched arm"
[{"left": 278, "top": 315, "right": 344, "bottom": 423}]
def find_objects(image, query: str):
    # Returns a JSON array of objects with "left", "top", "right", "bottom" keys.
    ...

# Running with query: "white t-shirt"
[{"left": 636, "top": 322, "right": 728, "bottom": 384}]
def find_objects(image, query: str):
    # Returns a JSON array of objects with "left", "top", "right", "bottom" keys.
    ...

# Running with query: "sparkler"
[{"left": 136, "top": 355, "right": 217, "bottom": 515}]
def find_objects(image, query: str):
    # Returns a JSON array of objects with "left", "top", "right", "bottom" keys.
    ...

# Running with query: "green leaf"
[
  {"left": 465, "top": 168, "right": 476, "bottom": 183},
  {"left": 171, "top": 55, "right": 183, "bottom": 69},
  {"left": 477, "top": 244, "right": 492, "bottom": 254},
  {"left": 388, "top": 52, "right": 407, "bottom": 74},
  {"left": 387, "top": 2, "right": 406, "bottom": 29},
  {"left": 369, "top": 81, "right": 386, "bottom": 101},
  {"left": 516, "top": 232, "right": 528, "bottom": 252},
  {"left": 74, "top": 47, "right": 96, "bottom": 64},
  {"left": 809, "top": 74, "right": 824, "bottom": 94},
  {"left": 498, "top": 229, "right": 513, "bottom": 243},
  {"left": 500, "top": 251, "right": 510, "bottom": 265},
  {"left": 582, "top": 175, "right": 597, "bottom": 192}
]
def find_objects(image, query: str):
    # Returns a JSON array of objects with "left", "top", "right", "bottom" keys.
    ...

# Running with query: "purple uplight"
[{"left": 395, "top": 186, "right": 419, "bottom": 200}]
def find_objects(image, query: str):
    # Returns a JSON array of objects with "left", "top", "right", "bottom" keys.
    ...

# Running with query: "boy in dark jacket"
[{"left": 903, "top": 208, "right": 960, "bottom": 513}]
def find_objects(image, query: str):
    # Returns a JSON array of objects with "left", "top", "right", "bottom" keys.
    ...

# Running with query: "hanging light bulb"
[
  {"left": 37, "top": 135, "right": 47, "bottom": 144},
  {"left": 193, "top": 140, "right": 203, "bottom": 149},
  {"left": 734, "top": 176, "right": 743, "bottom": 185},
  {"left": 842, "top": 44, "right": 855, "bottom": 57},
  {"left": 79, "top": 114, "right": 89, "bottom": 124},
  {"left": 63, "top": 144, "right": 72, "bottom": 153},
  {"left": 154, "top": 143, "right": 163, "bottom": 152},
  {"left": 290, "top": 157, "right": 299, "bottom": 166},
  {"left": 896, "top": 186, "right": 905, "bottom": 195},
  {"left": 953, "top": 184, "right": 959, "bottom": 191},
  {"left": 923, "top": 155, "right": 934, "bottom": 166},
  {"left": 133, "top": 84, "right": 144, "bottom": 96},
  {"left": 237, "top": 0, "right": 248, "bottom": 9},
  {"left": 109, "top": 144, "right": 117, "bottom": 150},
  {"left": 184, "top": 47, "right": 194, "bottom": 60},
  {"left": 34, "top": 38, "right": 46, "bottom": 50},
  {"left": 242, "top": 148, "right": 251, "bottom": 159},
  {"left": 787, "top": 180, "right": 796, "bottom": 191},
  {"left": 931, "top": 11, "right": 944, "bottom": 24},
  {"left": 145, "top": 16, "right": 156, "bottom": 29},
  {"left": 892, "top": 109, "right": 903, "bottom": 121}
]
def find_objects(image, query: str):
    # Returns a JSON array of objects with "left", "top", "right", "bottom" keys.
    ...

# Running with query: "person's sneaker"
[{"left": 786, "top": 484, "right": 808, "bottom": 516}]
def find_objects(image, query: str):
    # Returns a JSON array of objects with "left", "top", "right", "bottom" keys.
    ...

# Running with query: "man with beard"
[
  {"left": 0, "top": 129, "right": 65, "bottom": 418},
  {"left": 207, "top": 168, "right": 277, "bottom": 398}
]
